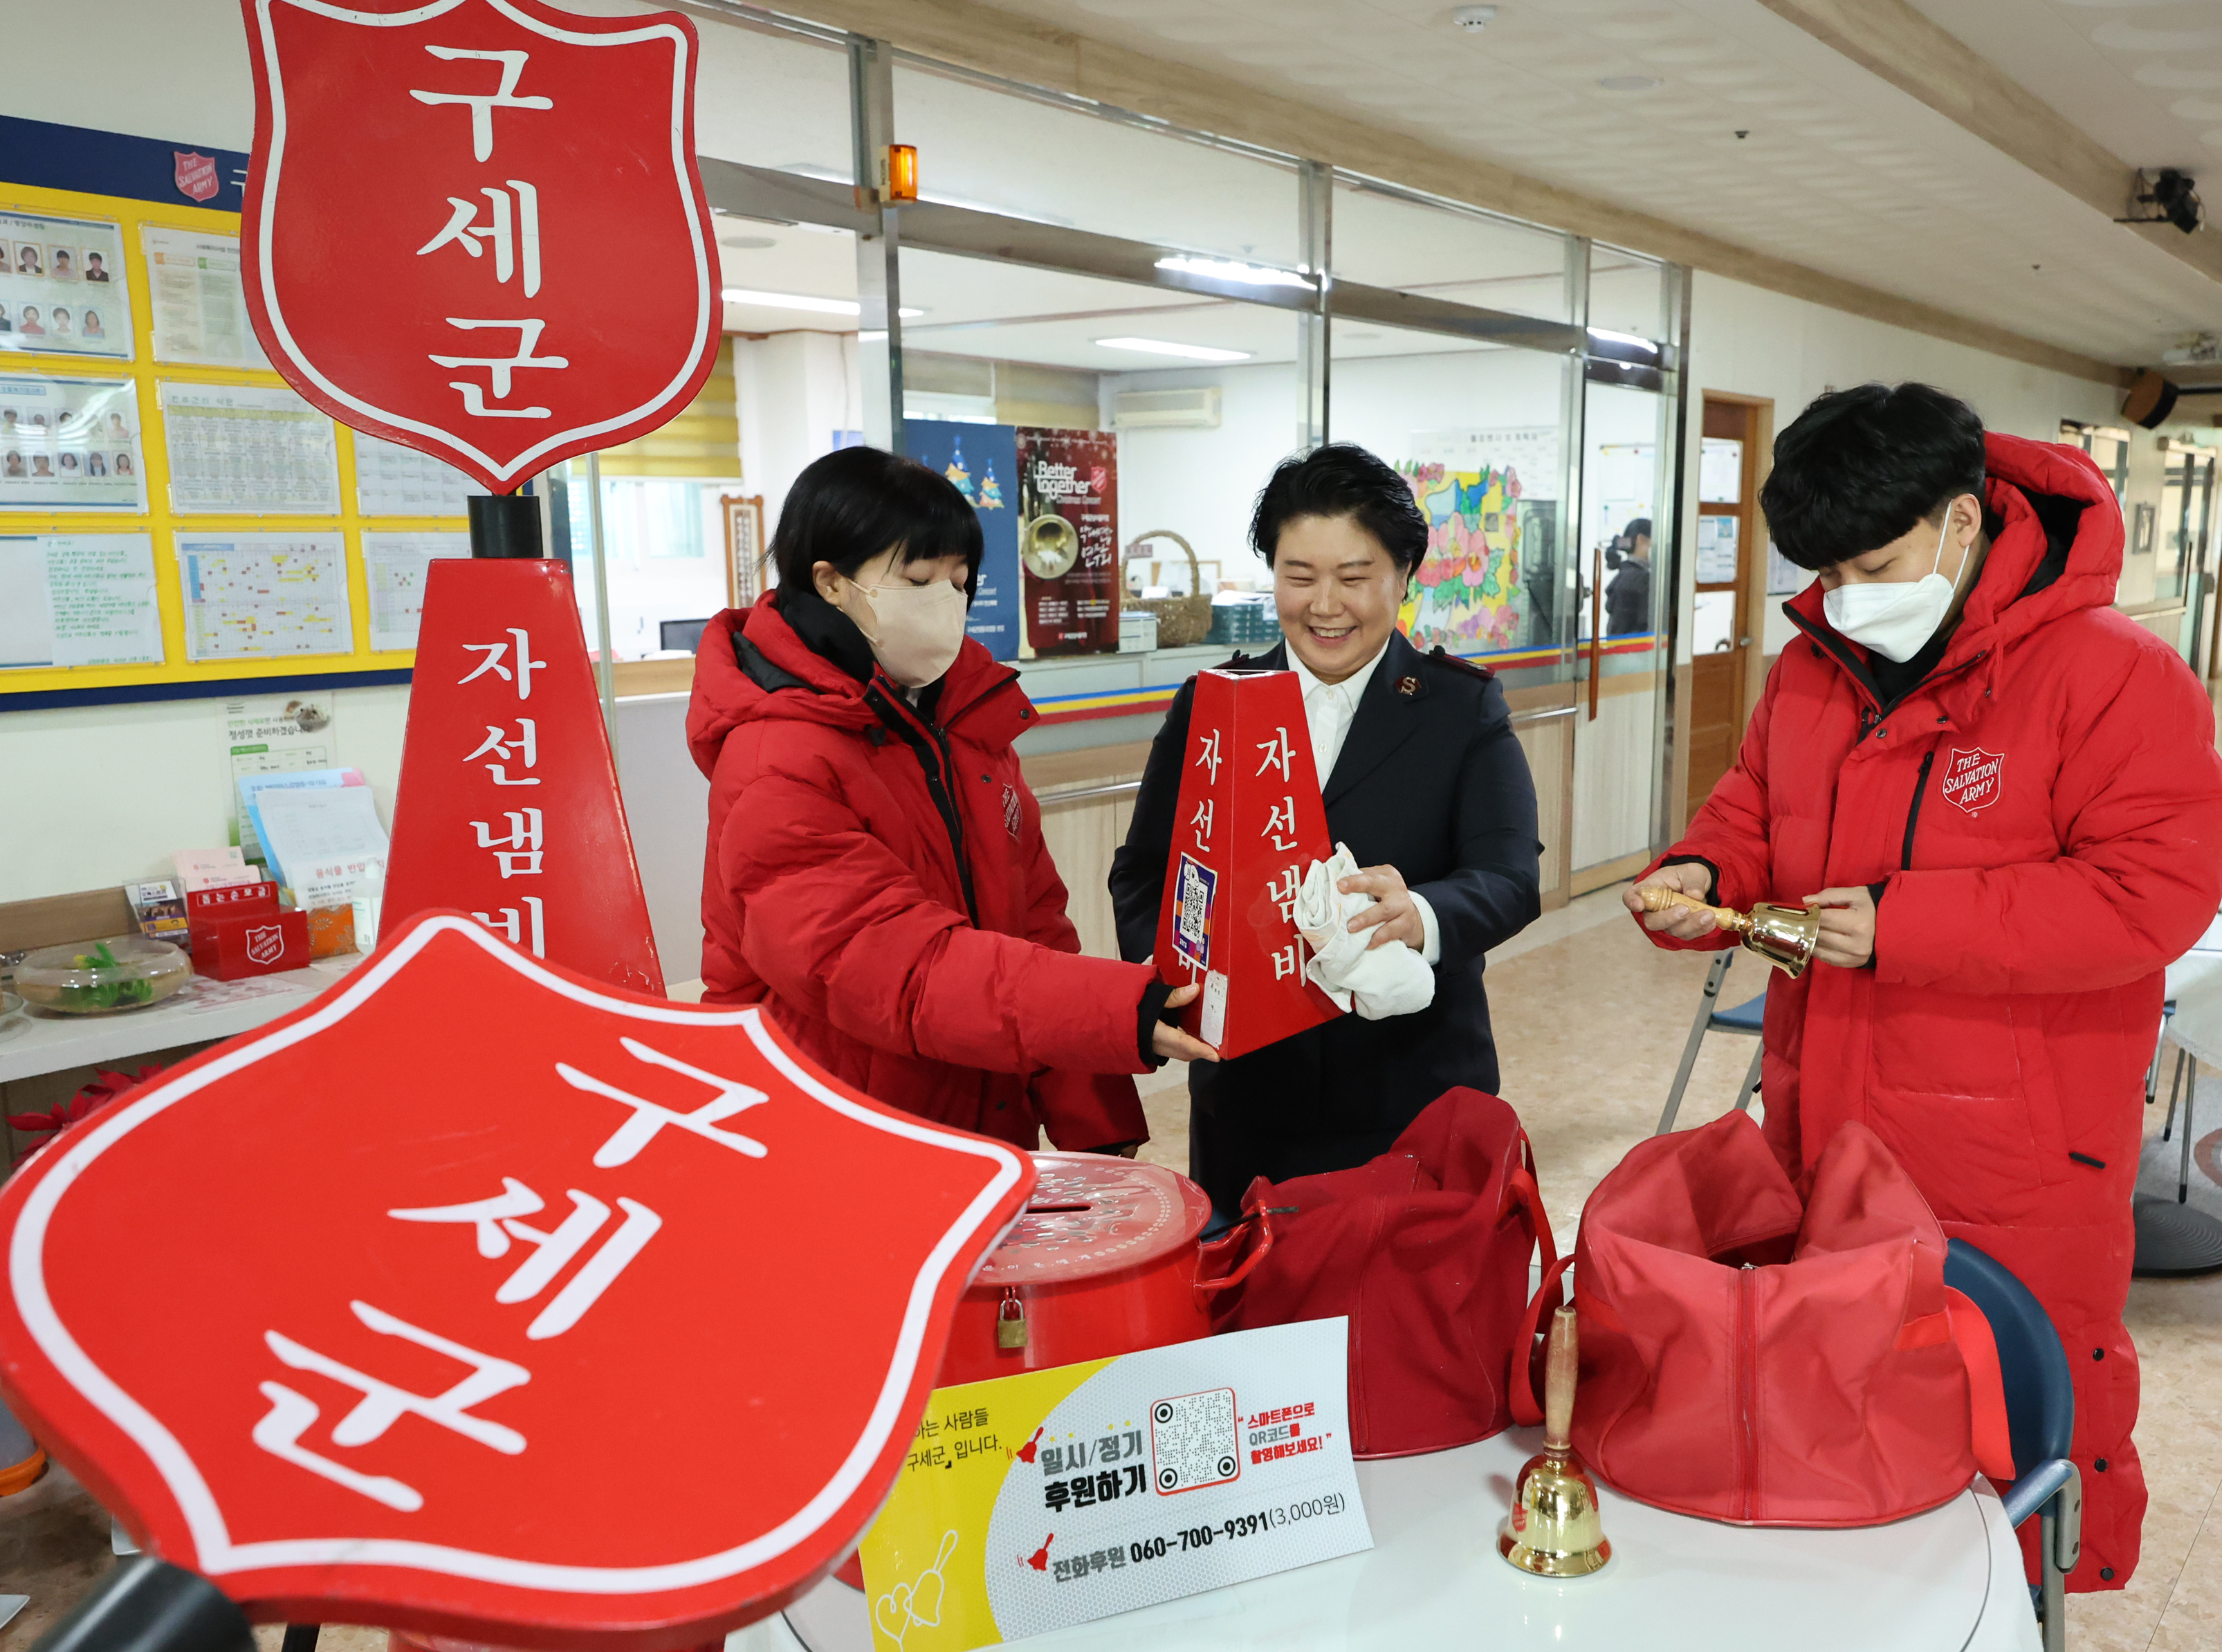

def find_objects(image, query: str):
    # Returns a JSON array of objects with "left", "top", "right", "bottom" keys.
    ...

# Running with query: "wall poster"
[
  {"left": 0, "top": 374, "right": 147, "bottom": 511},
  {"left": 0, "top": 533, "right": 163, "bottom": 668},
  {"left": 0, "top": 210, "right": 132, "bottom": 359},
  {"left": 908, "top": 418, "right": 1019, "bottom": 661},
  {"left": 1397, "top": 427, "right": 1561, "bottom": 658},
  {"left": 159, "top": 380, "right": 340, "bottom": 515},
  {"left": 175, "top": 530, "right": 351, "bottom": 659},
  {"left": 1016, "top": 425, "right": 1119, "bottom": 657},
  {"left": 140, "top": 224, "right": 268, "bottom": 369}
]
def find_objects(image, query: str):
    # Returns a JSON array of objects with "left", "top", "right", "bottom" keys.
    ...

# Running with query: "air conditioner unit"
[{"left": 1112, "top": 387, "right": 1222, "bottom": 430}]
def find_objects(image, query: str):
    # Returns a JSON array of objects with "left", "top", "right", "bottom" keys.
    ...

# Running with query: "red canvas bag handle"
[
  {"left": 1509, "top": 1251, "right": 1577, "bottom": 1427},
  {"left": 1193, "top": 1203, "right": 1281, "bottom": 1296},
  {"left": 1943, "top": 1286, "right": 2017, "bottom": 1483},
  {"left": 1501, "top": 1135, "right": 1559, "bottom": 1284}
]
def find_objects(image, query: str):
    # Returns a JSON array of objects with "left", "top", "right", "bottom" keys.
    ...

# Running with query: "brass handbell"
[
  {"left": 1639, "top": 885, "right": 1821, "bottom": 979},
  {"left": 1500, "top": 1305, "right": 1612, "bottom": 1578}
]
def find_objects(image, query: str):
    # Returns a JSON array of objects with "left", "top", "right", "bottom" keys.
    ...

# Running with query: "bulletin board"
[{"left": 0, "top": 136, "right": 470, "bottom": 709}]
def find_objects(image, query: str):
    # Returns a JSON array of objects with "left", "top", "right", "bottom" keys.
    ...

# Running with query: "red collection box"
[
  {"left": 1153, "top": 668, "right": 1341, "bottom": 1058},
  {"left": 185, "top": 882, "right": 311, "bottom": 980}
]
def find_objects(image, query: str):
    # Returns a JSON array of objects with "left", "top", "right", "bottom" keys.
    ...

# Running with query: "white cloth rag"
[{"left": 1292, "top": 844, "right": 1437, "bottom": 1020}]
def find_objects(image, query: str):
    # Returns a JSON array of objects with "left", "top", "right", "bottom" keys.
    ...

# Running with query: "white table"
[
  {"left": 740, "top": 1430, "right": 2038, "bottom": 1652},
  {"left": 0, "top": 959, "right": 360, "bottom": 1087}
]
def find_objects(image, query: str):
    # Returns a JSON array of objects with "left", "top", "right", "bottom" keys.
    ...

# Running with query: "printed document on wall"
[
  {"left": 353, "top": 430, "right": 475, "bottom": 517},
  {"left": 0, "top": 375, "right": 148, "bottom": 511},
  {"left": 0, "top": 533, "right": 163, "bottom": 668},
  {"left": 0, "top": 212, "right": 133, "bottom": 360},
  {"left": 159, "top": 382, "right": 340, "bottom": 514},
  {"left": 364, "top": 531, "right": 468, "bottom": 651},
  {"left": 176, "top": 531, "right": 351, "bottom": 659},
  {"left": 141, "top": 226, "right": 269, "bottom": 369}
]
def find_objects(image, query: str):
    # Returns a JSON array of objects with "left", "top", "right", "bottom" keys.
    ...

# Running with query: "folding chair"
[
  {"left": 1655, "top": 951, "right": 1767, "bottom": 1135},
  {"left": 1945, "top": 1238, "right": 2081, "bottom": 1652}
]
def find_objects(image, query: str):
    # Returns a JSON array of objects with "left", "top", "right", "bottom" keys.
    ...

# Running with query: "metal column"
[
  {"left": 850, "top": 37, "right": 904, "bottom": 455},
  {"left": 1652, "top": 261, "right": 1693, "bottom": 848},
  {"left": 1296, "top": 159, "right": 1332, "bottom": 450}
]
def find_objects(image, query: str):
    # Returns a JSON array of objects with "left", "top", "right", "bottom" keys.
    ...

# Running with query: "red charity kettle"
[{"left": 834, "top": 1153, "right": 1274, "bottom": 1588}]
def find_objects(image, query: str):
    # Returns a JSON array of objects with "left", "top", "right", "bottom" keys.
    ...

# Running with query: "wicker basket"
[{"left": 1123, "top": 530, "right": 1215, "bottom": 649}]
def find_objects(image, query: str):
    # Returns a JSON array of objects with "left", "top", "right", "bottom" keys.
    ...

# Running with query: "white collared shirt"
[{"left": 1286, "top": 640, "right": 1441, "bottom": 966}]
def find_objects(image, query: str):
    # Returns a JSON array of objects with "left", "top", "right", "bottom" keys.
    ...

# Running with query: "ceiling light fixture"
[
  {"left": 1153, "top": 255, "right": 1314, "bottom": 290},
  {"left": 1451, "top": 5, "right": 1498, "bottom": 30},
  {"left": 1096, "top": 337, "right": 1253, "bottom": 362},
  {"left": 1587, "top": 327, "right": 1660, "bottom": 356},
  {"left": 721, "top": 288, "right": 922, "bottom": 319}
]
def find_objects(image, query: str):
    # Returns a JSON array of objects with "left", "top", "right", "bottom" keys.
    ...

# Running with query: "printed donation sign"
[
  {"left": 381, "top": 557, "right": 664, "bottom": 993},
  {"left": 0, "top": 912, "right": 1036, "bottom": 1649},
  {"left": 239, "top": 0, "right": 722, "bottom": 493},
  {"left": 855, "top": 1319, "right": 1370, "bottom": 1652},
  {"left": 1155, "top": 668, "right": 1340, "bottom": 1059}
]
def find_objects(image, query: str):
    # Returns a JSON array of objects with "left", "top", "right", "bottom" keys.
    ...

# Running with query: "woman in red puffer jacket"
[{"left": 688, "top": 446, "right": 1213, "bottom": 1153}]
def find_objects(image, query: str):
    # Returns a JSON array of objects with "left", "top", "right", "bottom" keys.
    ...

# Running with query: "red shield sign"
[
  {"left": 244, "top": 924, "right": 286, "bottom": 965},
  {"left": 1939, "top": 746, "right": 2005, "bottom": 816},
  {"left": 240, "top": 0, "right": 722, "bottom": 494},
  {"left": 0, "top": 914, "right": 1034, "bottom": 1648},
  {"left": 175, "top": 150, "right": 222, "bottom": 203}
]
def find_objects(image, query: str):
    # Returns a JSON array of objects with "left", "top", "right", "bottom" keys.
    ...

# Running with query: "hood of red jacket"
[
  {"left": 687, "top": 587, "right": 1031, "bottom": 779},
  {"left": 1785, "top": 431, "right": 2122, "bottom": 673}
]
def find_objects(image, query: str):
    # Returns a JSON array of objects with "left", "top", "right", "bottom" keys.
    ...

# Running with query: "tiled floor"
[{"left": 4, "top": 887, "right": 2218, "bottom": 1649}]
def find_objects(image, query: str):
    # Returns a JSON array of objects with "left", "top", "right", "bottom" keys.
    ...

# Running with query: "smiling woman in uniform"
[{"left": 1110, "top": 443, "right": 1543, "bottom": 1213}]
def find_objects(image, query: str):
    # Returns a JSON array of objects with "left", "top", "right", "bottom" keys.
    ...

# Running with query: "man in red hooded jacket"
[{"left": 1628, "top": 383, "right": 2222, "bottom": 1591}]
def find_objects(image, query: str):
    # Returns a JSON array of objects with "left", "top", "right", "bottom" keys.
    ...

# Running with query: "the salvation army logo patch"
[
  {"left": 174, "top": 151, "right": 220, "bottom": 203},
  {"left": 1939, "top": 746, "right": 2005, "bottom": 816},
  {"left": 1003, "top": 782, "right": 1024, "bottom": 842},
  {"left": 244, "top": 924, "right": 286, "bottom": 966}
]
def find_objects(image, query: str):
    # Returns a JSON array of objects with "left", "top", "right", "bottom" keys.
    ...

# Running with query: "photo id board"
[
  {"left": 0, "top": 210, "right": 132, "bottom": 360},
  {"left": 859, "top": 1319, "right": 1370, "bottom": 1652}
]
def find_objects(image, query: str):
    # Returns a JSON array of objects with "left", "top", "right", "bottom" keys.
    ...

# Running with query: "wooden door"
[{"left": 1686, "top": 398, "right": 1761, "bottom": 814}]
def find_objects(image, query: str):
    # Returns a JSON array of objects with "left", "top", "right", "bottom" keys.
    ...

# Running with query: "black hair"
[
  {"left": 1623, "top": 517, "right": 1652, "bottom": 542},
  {"left": 1249, "top": 442, "right": 1429, "bottom": 574},
  {"left": 1761, "top": 383, "right": 1987, "bottom": 571},
  {"left": 769, "top": 444, "right": 983, "bottom": 596}
]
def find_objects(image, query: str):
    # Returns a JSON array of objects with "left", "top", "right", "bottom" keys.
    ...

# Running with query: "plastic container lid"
[
  {"left": 15, "top": 935, "right": 191, "bottom": 1016},
  {"left": 975, "top": 1153, "right": 1211, "bottom": 1287}
]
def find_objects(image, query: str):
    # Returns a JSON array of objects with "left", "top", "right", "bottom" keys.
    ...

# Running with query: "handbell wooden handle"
[
  {"left": 1543, "top": 1304, "right": 1578, "bottom": 1451},
  {"left": 1638, "top": 885, "right": 1740, "bottom": 926}
]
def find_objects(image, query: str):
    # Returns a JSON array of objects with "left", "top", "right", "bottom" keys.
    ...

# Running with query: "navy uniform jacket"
[{"left": 1108, "top": 630, "right": 1542, "bottom": 1211}]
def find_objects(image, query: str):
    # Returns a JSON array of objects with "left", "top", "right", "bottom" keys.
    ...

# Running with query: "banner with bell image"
[{"left": 858, "top": 1319, "right": 1370, "bottom": 1651}]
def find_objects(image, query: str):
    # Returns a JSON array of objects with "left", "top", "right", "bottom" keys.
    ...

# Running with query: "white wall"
[
  {"left": 0, "top": 685, "right": 410, "bottom": 901},
  {"left": 1678, "top": 272, "right": 2122, "bottom": 662},
  {"left": 735, "top": 331, "right": 863, "bottom": 543}
]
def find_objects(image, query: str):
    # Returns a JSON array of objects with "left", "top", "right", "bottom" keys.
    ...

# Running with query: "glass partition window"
[
  {"left": 1330, "top": 181, "right": 1569, "bottom": 322},
  {"left": 1330, "top": 328, "right": 1572, "bottom": 675},
  {"left": 892, "top": 64, "right": 1302, "bottom": 266},
  {"left": 897, "top": 247, "right": 1300, "bottom": 660},
  {"left": 1587, "top": 246, "right": 1670, "bottom": 345}
]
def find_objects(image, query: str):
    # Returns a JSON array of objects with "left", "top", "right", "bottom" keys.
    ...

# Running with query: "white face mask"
[
  {"left": 839, "top": 575, "right": 969, "bottom": 688},
  {"left": 1821, "top": 510, "right": 1965, "bottom": 663}
]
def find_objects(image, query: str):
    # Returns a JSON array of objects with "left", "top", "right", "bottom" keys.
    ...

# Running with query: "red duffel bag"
[
  {"left": 1514, "top": 1111, "right": 2013, "bottom": 1526},
  {"left": 1194, "top": 1087, "right": 1554, "bottom": 1458}
]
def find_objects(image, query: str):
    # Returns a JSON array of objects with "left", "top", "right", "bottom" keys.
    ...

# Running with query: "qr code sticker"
[
  {"left": 1173, "top": 854, "right": 1215, "bottom": 970},
  {"left": 1149, "top": 1387, "right": 1240, "bottom": 1493}
]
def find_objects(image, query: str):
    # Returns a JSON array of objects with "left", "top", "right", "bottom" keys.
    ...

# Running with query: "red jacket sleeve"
[
  {"left": 1876, "top": 643, "right": 2222, "bottom": 995},
  {"left": 1010, "top": 776, "right": 1152, "bottom": 1150},
  {"left": 1633, "top": 657, "right": 1781, "bottom": 951},
  {"left": 722, "top": 769, "right": 1157, "bottom": 1078}
]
